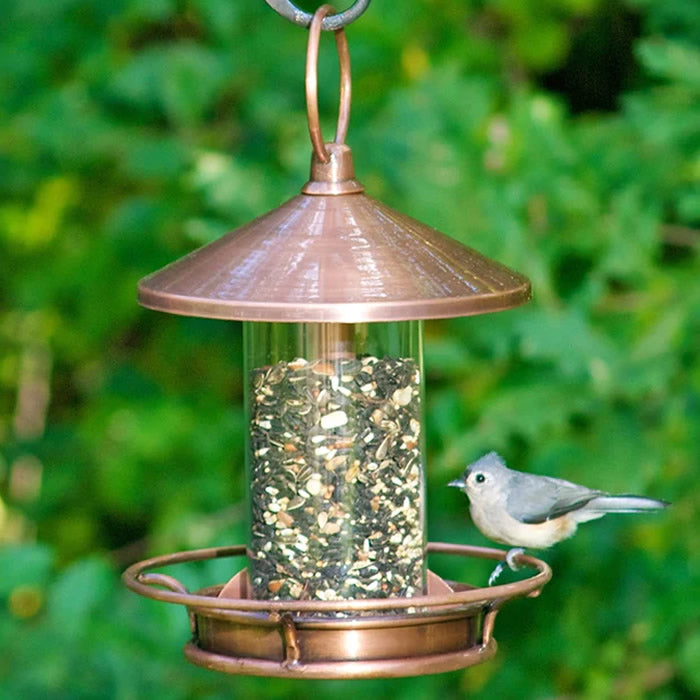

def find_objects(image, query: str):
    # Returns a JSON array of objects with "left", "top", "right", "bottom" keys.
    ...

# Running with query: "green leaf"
[
  {"left": 0, "top": 544, "right": 53, "bottom": 596},
  {"left": 110, "top": 44, "right": 228, "bottom": 126},
  {"left": 637, "top": 38, "right": 700, "bottom": 88},
  {"left": 46, "top": 557, "right": 114, "bottom": 638}
]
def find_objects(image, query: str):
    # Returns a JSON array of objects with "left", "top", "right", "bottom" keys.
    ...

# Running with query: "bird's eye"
[{"left": 475, "top": 473, "right": 486, "bottom": 484}]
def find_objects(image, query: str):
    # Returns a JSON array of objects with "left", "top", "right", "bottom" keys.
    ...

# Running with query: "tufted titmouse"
[{"left": 449, "top": 452, "right": 669, "bottom": 584}]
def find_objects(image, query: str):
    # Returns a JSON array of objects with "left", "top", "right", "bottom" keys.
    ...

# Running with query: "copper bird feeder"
[{"left": 123, "top": 3, "right": 550, "bottom": 679}]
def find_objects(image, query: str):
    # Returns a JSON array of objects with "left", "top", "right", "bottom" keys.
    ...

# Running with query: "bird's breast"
[{"left": 470, "top": 502, "right": 578, "bottom": 549}]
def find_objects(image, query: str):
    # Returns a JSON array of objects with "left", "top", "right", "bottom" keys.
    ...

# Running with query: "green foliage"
[{"left": 1, "top": 0, "right": 698, "bottom": 698}]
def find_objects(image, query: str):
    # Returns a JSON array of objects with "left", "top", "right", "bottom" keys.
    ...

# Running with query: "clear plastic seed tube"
[{"left": 244, "top": 322, "right": 426, "bottom": 608}]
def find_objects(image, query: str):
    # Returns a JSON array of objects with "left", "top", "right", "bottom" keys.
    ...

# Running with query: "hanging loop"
[
  {"left": 306, "top": 5, "right": 351, "bottom": 163},
  {"left": 265, "top": 0, "right": 370, "bottom": 30}
]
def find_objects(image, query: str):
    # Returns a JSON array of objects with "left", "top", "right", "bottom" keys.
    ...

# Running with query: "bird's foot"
[
  {"left": 487, "top": 563, "right": 505, "bottom": 586},
  {"left": 487, "top": 548, "right": 526, "bottom": 586},
  {"left": 505, "top": 547, "right": 525, "bottom": 571}
]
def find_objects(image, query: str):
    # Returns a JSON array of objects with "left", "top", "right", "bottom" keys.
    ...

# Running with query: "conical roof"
[{"left": 138, "top": 145, "right": 530, "bottom": 323}]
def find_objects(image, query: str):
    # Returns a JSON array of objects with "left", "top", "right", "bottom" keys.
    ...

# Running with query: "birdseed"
[{"left": 248, "top": 355, "right": 425, "bottom": 612}]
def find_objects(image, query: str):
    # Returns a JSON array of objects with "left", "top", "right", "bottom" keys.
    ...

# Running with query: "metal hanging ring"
[
  {"left": 305, "top": 5, "right": 351, "bottom": 163},
  {"left": 265, "top": 0, "right": 370, "bottom": 31}
]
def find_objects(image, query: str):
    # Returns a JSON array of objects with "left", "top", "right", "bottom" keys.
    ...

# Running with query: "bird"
[{"left": 448, "top": 451, "right": 669, "bottom": 585}]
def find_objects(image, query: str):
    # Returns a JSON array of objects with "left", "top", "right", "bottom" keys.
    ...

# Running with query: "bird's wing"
[{"left": 505, "top": 472, "right": 605, "bottom": 524}]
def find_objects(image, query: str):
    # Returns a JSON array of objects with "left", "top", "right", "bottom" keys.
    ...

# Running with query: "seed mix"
[{"left": 248, "top": 355, "right": 424, "bottom": 609}]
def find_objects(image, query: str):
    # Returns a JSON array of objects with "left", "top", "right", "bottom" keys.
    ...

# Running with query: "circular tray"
[{"left": 123, "top": 542, "right": 550, "bottom": 679}]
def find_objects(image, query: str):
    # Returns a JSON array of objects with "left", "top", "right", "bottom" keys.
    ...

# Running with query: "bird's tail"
[{"left": 585, "top": 494, "right": 669, "bottom": 514}]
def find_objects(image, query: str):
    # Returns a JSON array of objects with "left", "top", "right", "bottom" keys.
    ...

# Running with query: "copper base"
[
  {"left": 123, "top": 543, "right": 550, "bottom": 679},
  {"left": 183, "top": 638, "right": 498, "bottom": 679}
]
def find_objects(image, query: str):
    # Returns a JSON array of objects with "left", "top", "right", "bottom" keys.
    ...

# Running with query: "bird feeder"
[{"left": 123, "top": 3, "right": 551, "bottom": 679}]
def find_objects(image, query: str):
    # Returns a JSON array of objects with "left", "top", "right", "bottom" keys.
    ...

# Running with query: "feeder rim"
[
  {"left": 137, "top": 283, "right": 531, "bottom": 323},
  {"left": 122, "top": 542, "right": 551, "bottom": 613}
]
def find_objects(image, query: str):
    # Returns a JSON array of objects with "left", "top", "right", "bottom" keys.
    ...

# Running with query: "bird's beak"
[{"left": 448, "top": 477, "right": 466, "bottom": 489}]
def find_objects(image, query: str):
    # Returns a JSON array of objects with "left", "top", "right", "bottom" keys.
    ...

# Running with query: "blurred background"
[{"left": 1, "top": 0, "right": 698, "bottom": 697}]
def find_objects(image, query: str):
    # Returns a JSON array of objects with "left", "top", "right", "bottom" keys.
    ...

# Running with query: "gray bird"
[{"left": 449, "top": 452, "right": 669, "bottom": 584}]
